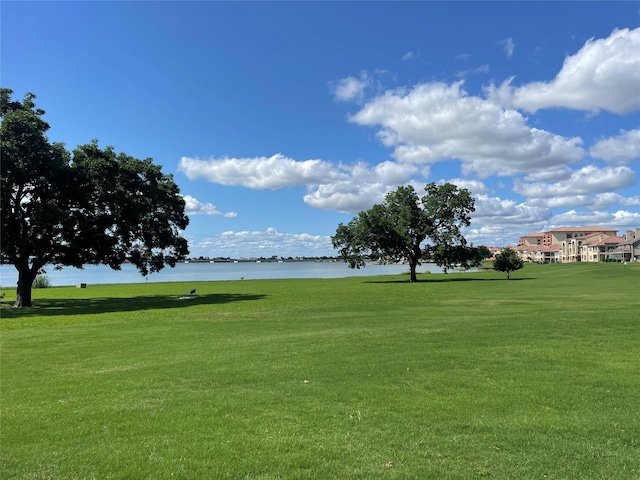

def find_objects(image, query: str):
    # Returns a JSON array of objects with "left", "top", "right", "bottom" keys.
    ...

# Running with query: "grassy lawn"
[{"left": 1, "top": 263, "right": 639, "bottom": 479}]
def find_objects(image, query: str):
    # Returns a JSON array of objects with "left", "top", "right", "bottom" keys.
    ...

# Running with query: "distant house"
[
  {"left": 517, "top": 232, "right": 547, "bottom": 247},
  {"left": 515, "top": 244, "right": 562, "bottom": 263},
  {"left": 609, "top": 228, "right": 640, "bottom": 262},
  {"left": 580, "top": 234, "right": 624, "bottom": 262},
  {"left": 516, "top": 226, "right": 639, "bottom": 263}
]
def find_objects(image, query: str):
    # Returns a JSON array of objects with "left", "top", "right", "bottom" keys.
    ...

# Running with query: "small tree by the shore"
[{"left": 493, "top": 247, "right": 524, "bottom": 280}]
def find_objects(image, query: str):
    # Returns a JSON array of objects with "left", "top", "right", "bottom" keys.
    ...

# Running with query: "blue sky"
[{"left": 3, "top": 2, "right": 639, "bottom": 258}]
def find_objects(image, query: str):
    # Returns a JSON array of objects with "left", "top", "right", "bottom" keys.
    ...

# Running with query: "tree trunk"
[
  {"left": 15, "top": 267, "right": 37, "bottom": 307},
  {"left": 409, "top": 260, "right": 418, "bottom": 283}
]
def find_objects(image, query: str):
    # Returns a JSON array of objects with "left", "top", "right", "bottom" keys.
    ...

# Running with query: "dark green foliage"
[
  {"left": 476, "top": 245, "right": 493, "bottom": 260},
  {"left": 332, "top": 183, "right": 478, "bottom": 282},
  {"left": 0, "top": 89, "right": 189, "bottom": 306},
  {"left": 493, "top": 246, "right": 524, "bottom": 279}
]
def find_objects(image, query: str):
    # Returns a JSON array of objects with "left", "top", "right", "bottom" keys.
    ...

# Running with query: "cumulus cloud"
[
  {"left": 349, "top": 81, "right": 584, "bottom": 177},
  {"left": 465, "top": 195, "right": 553, "bottom": 247},
  {"left": 180, "top": 26, "right": 640, "bottom": 250},
  {"left": 190, "top": 227, "right": 334, "bottom": 258},
  {"left": 609, "top": 210, "right": 640, "bottom": 226},
  {"left": 549, "top": 210, "right": 613, "bottom": 226},
  {"left": 179, "top": 152, "right": 421, "bottom": 214},
  {"left": 178, "top": 154, "right": 342, "bottom": 189},
  {"left": 466, "top": 224, "right": 526, "bottom": 247},
  {"left": 330, "top": 71, "right": 370, "bottom": 102},
  {"left": 528, "top": 192, "right": 640, "bottom": 210},
  {"left": 550, "top": 209, "right": 640, "bottom": 228},
  {"left": 473, "top": 194, "right": 551, "bottom": 225},
  {"left": 488, "top": 27, "right": 640, "bottom": 113},
  {"left": 514, "top": 165, "right": 635, "bottom": 198},
  {"left": 439, "top": 178, "right": 489, "bottom": 195},
  {"left": 183, "top": 195, "right": 237, "bottom": 217},
  {"left": 468, "top": 203, "right": 640, "bottom": 246},
  {"left": 523, "top": 165, "right": 574, "bottom": 182},
  {"left": 590, "top": 128, "right": 640, "bottom": 164},
  {"left": 591, "top": 193, "right": 640, "bottom": 209},
  {"left": 303, "top": 161, "right": 419, "bottom": 213}
]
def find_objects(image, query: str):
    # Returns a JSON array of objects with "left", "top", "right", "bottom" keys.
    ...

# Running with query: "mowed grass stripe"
[{"left": 1, "top": 263, "right": 639, "bottom": 479}]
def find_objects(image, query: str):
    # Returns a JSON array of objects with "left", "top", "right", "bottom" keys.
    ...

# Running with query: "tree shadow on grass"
[
  {"left": 364, "top": 276, "right": 534, "bottom": 284},
  {"left": 1, "top": 293, "right": 267, "bottom": 318}
]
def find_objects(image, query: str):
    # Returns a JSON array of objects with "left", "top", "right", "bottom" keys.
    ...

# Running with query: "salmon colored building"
[{"left": 516, "top": 226, "right": 640, "bottom": 263}]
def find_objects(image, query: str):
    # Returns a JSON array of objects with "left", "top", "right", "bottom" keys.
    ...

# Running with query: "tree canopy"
[
  {"left": 492, "top": 247, "right": 524, "bottom": 280},
  {"left": 0, "top": 89, "right": 189, "bottom": 307},
  {"left": 331, "top": 183, "right": 480, "bottom": 282}
]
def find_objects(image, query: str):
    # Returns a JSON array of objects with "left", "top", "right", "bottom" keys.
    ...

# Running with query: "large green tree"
[
  {"left": 1, "top": 89, "right": 189, "bottom": 307},
  {"left": 331, "top": 183, "right": 479, "bottom": 282}
]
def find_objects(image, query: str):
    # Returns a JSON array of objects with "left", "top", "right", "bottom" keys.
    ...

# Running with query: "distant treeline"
[{"left": 185, "top": 256, "right": 342, "bottom": 263}]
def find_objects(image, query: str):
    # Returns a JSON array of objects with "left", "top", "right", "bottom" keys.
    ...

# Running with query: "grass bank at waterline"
[{"left": 2, "top": 263, "right": 639, "bottom": 479}]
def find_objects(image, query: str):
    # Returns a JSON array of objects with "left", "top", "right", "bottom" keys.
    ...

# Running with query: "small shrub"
[{"left": 33, "top": 275, "right": 51, "bottom": 289}]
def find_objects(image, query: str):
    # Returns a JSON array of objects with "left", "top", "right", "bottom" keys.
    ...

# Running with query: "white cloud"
[
  {"left": 402, "top": 51, "right": 417, "bottom": 61},
  {"left": 438, "top": 178, "right": 489, "bottom": 195},
  {"left": 303, "top": 161, "right": 419, "bottom": 213},
  {"left": 591, "top": 192, "right": 640, "bottom": 209},
  {"left": 550, "top": 209, "right": 640, "bottom": 228},
  {"left": 550, "top": 210, "right": 612, "bottom": 225},
  {"left": 189, "top": 228, "right": 334, "bottom": 258},
  {"left": 465, "top": 195, "right": 554, "bottom": 247},
  {"left": 514, "top": 165, "right": 635, "bottom": 198},
  {"left": 179, "top": 152, "right": 421, "bottom": 214},
  {"left": 473, "top": 194, "right": 551, "bottom": 225},
  {"left": 488, "top": 27, "right": 640, "bottom": 113},
  {"left": 183, "top": 195, "right": 237, "bottom": 217},
  {"left": 610, "top": 210, "right": 640, "bottom": 226},
  {"left": 330, "top": 72, "right": 370, "bottom": 102},
  {"left": 523, "top": 165, "right": 574, "bottom": 182},
  {"left": 349, "top": 81, "right": 584, "bottom": 177},
  {"left": 528, "top": 191, "right": 640, "bottom": 210},
  {"left": 456, "top": 63, "right": 490, "bottom": 80},
  {"left": 528, "top": 195, "right": 594, "bottom": 209},
  {"left": 178, "top": 154, "right": 343, "bottom": 189},
  {"left": 590, "top": 128, "right": 640, "bottom": 164},
  {"left": 467, "top": 203, "right": 640, "bottom": 246},
  {"left": 500, "top": 37, "right": 515, "bottom": 58},
  {"left": 467, "top": 223, "right": 544, "bottom": 248}
]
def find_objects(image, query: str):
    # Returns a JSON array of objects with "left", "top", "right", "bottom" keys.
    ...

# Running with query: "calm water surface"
[{"left": 0, "top": 261, "right": 454, "bottom": 287}]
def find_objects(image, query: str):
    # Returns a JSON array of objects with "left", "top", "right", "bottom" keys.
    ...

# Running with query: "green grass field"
[{"left": 1, "top": 263, "right": 639, "bottom": 479}]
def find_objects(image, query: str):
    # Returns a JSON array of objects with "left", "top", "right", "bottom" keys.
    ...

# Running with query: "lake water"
[{"left": 0, "top": 261, "right": 455, "bottom": 287}]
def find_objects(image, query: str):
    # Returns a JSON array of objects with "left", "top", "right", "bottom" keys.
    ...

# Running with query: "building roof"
[
  {"left": 584, "top": 235, "right": 624, "bottom": 246},
  {"left": 602, "top": 235, "right": 624, "bottom": 245},
  {"left": 619, "top": 237, "right": 640, "bottom": 246},
  {"left": 580, "top": 232, "right": 607, "bottom": 242},
  {"left": 549, "top": 226, "right": 617, "bottom": 233}
]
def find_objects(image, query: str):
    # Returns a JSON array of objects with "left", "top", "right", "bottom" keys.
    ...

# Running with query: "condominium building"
[
  {"left": 610, "top": 228, "right": 640, "bottom": 261},
  {"left": 516, "top": 226, "right": 639, "bottom": 263},
  {"left": 580, "top": 234, "right": 624, "bottom": 262}
]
